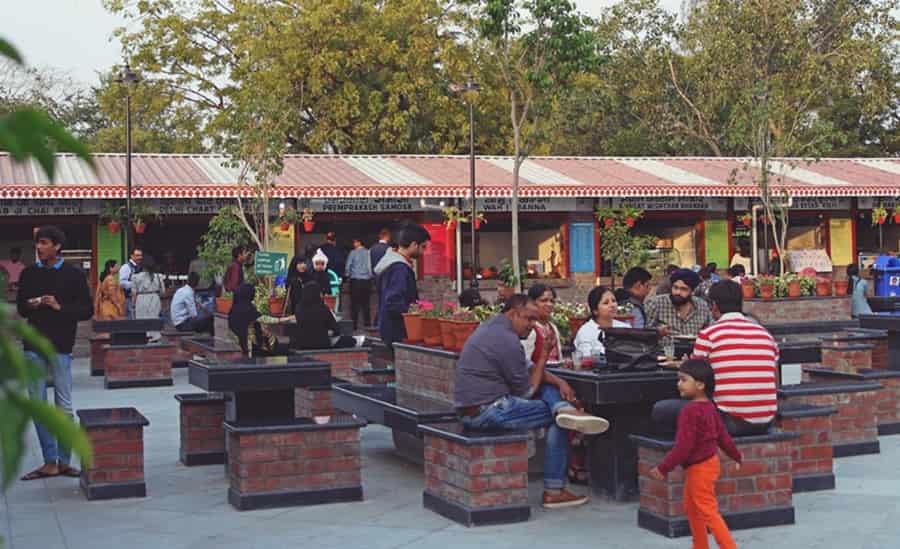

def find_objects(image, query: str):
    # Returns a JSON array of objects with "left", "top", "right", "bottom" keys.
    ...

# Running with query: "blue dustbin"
[{"left": 872, "top": 256, "right": 900, "bottom": 297}]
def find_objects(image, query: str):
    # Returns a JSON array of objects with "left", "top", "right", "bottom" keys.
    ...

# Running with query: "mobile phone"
[{"left": 28, "top": 297, "right": 41, "bottom": 306}]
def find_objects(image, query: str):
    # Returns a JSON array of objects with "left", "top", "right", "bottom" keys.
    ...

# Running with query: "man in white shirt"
[
  {"left": 118, "top": 248, "right": 143, "bottom": 318},
  {"left": 170, "top": 273, "right": 212, "bottom": 333}
]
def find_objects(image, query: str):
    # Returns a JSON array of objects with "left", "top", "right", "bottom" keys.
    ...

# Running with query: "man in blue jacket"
[{"left": 374, "top": 222, "right": 430, "bottom": 351}]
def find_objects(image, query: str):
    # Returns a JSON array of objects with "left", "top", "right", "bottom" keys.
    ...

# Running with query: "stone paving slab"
[{"left": 2, "top": 360, "right": 899, "bottom": 548}]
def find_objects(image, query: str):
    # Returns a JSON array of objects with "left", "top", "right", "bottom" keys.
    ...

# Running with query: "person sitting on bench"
[
  {"left": 170, "top": 272, "right": 213, "bottom": 334},
  {"left": 454, "top": 293, "right": 611, "bottom": 509},
  {"left": 292, "top": 282, "right": 356, "bottom": 350},
  {"left": 228, "top": 283, "right": 285, "bottom": 357}
]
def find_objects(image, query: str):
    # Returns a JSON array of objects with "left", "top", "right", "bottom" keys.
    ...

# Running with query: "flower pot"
[
  {"left": 451, "top": 320, "right": 480, "bottom": 352},
  {"left": 303, "top": 221, "right": 315, "bottom": 232},
  {"left": 894, "top": 214, "right": 900, "bottom": 224},
  {"left": 481, "top": 268, "right": 494, "bottom": 279},
  {"left": 787, "top": 280, "right": 801, "bottom": 298},
  {"left": 446, "top": 221, "right": 457, "bottom": 232},
  {"left": 759, "top": 284, "right": 775, "bottom": 299},
  {"left": 323, "top": 294, "right": 337, "bottom": 311},
  {"left": 133, "top": 222, "right": 146, "bottom": 234},
  {"left": 402, "top": 313, "right": 424, "bottom": 343},
  {"left": 741, "top": 218, "right": 752, "bottom": 227},
  {"left": 463, "top": 267, "right": 473, "bottom": 279},
  {"left": 834, "top": 279, "right": 849, "bottom": 297},
  {"left": 106, "top": 222, "right": 120, "bottom": 233},
  {"left": 741, "top": 283, "right": 757, "bottom": 299},
  {"left": 625, "top": 217, "right": 636, "bottom": 228},
  {"left": 497, "top": 283, "right": 516, "bottom": 301},
  {"left": 215, "top": 297, "right": 233, "bottom": 314},
  {"left": 816, "top": 280, "right": 832, "bottom": 297},
  {"left": 877, "top": 216, "right": 886, "bottom": 225},
  {"left": 569, "top": 317, "right": 586, "bottom": 339},
  {"left": 280, "top": 222, "right": 291, "bottom": 231},
  {"left": 604, "top": 218, "right": 615, "bottom": 228},
  {"left": 474, "top": 218, "right": 482, "bottom": 230},
  {"left": 439, "top": 318, "right": 456, "bottom": 350},
  {"left": 268, "top": 296, "right": 286, "bottom": 316},
  {"left": 422, "top": 317, "right": 443, "bottom": 347}
]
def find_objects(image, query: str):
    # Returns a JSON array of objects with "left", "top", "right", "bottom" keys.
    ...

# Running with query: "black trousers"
[
  {"left": 651, "top": 398, "right": 772, "bottom": 437},
  {"left": 350, "top": 278, "right": 372, "bottom": 329}
]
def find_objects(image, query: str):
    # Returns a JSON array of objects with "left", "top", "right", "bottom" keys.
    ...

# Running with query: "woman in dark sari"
[
  {"left": 292, "top": 282, "right": 355, "bottom": 350},
  {"left": 228, "top": 283, "right": 285, "bottom": 356}
]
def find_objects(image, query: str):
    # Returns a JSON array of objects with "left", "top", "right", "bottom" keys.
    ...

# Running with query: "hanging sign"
[
  {"left": 421, "top": 223, "right": 453, "bottom": 276},
  {"left": 0, "top": 199, "right": 100, "bottom": 216},
  {"left": 569, "top": 223, "right": 596, "bottom": 273},
  {"left": 605, "top": 197, "right": 727, "bottom": 212},
  {"left": 299, "top": 198, "right": 421, "bottom": 213},
  {"left": 254, "top": 251, "right": 289, "bottom": 276},
  {"left": 735, "top": 197, "right": 851, "bottom": 211},
  {"left": 463, "top": 197, "right": 594, "bottom": 212}
]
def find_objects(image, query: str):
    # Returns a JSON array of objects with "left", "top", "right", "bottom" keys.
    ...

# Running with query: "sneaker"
[
  {"left": 555, "top": 410, "right": 610, "bottom": 435},
  {"left": 542, "top": 489, "right": 589, "bottom": 509}
]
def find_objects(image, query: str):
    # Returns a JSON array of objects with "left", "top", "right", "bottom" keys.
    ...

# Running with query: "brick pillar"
[
  {"left": 351, "top": 366, "right": 396, "bottom": 385},
  {"left": 821, "top": 343, "right": 873, "bottom": 373},
  {"left": 77, "top": 408, "right": 149, "bottom": 500},
  {"left": 420, "top": 425, "right": 530, "bottom": 527},
  {"left": 103, "top": 343, "right": 175, "bottom": 389},
  {"left": 89, "top": 333, "right": 110, "bottom": 376},
  {"left": 292, "top": 349, "right": 370, "bottom": 383},
  {"left": 875, "top": 376, "right": 900, "bottom": 435},
  {"left": 394, "top": 345, "right": 458, "bottom": 405},
  {"left": 775, "top": 404, "right": 836, "bottom": 492},
  {"left": 633, "top": 432, "right": 797, "bottom": 538},
  {"left": 176, "top": 393, "right": 226, "bottom": 466},
  {"left": 225, "top": 417, "right": 364, "bottom": 510},
  {"left": 163, "top": 330, "right": 194, "bottom": 367},
  {"left": 783, "top": 381, "right": 881, "bottom": 457},
  {"left": 294, "top": 386, "right": 338, "bottom": 419}
]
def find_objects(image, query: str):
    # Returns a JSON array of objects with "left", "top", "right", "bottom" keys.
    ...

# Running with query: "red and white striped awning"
[{"left": 0, "top": 153, "right": 897, "bottom": 199}]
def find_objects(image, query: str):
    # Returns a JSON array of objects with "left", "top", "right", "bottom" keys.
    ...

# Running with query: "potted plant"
[
  {"left": 834, "top": 276, "right": 849, "bottom": 296},
  {"left": 450, "top": 308, "right": 480, "bottom": 352},
  {"left": 216, "top": 290, "right": 234, "bottom": 314},
  {"left": 741, "top": 278, "right": 757, "bottom": 299},
  {"left": 497, "top": 259, "right": 520, "bottom": 299},
  {"left": 873, "top": 205, "right": 888, "bottom": 226},
  {"left": 816, "top": 276, "right": 832, "bottom": 297},
  {"left": 100, "top": 202, "right": 124, "bottom": 233},
  {"left": 421, "top": 302, "right": 445, "bottom": 347},
  {"left": 301, "top": 208, "right": 315, "bottom": 232},
  {"left": 402, "top": 300, "right": 431, "bottom": 343},
  {"left": 481, "top": 266, "right": 496, "bottom": 280},
  {"left": 131, "top": 202, "right": 160, "bottom": 235},
  {"left": 472, "top": 211, "right": 487, "bottom": 230},
  {"left": 739, "top": 212, "right": 752, "bottom": 227},
  {"left": 894, "top": 206, "right": 900, "bottom": 224},
  {"left": 552, "top": 301, "right": 588, "bottom": 344},
  {"left": 782, "top": 273, "right": 802, "bottom": 298},
  {"left": 757, "top": 276, "right": 776, "bottom": 299},
  {"left": 268, "top": 285, "right": 287, "bottom": 316},
  {"left": 441, "top": 205, "right": 468, "bottom": 232},
  {"left": 438, "top": 302, "right": 457, "bottom": 350},
  {"left": 277, "top": 205, "right": 300, "bottom": 231}
]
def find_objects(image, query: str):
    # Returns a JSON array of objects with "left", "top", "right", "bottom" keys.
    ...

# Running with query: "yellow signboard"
[
  {"left": 270, "top": 224, "right": 295, "bottom": 259},
  {"left": 829, "top": 217, "right": 853, "bottom": 266}
]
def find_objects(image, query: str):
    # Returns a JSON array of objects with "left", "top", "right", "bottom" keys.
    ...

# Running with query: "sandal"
[
  {"left": 20, "top": 468, "right": 58, "bottom": 481},
  {"left": 58, "top": 465, "right": 81, "bottom": 478}
]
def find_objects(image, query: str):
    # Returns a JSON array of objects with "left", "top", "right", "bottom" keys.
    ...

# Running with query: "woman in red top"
[
  {"left": 651, "top": 359, "right": 742, "bottom": 549},
  {"left": 522, "top": 284, "right": 562, "bottom": 363}
]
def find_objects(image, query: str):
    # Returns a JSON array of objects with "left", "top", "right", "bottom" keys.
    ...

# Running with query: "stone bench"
[
  {"left": 181, "top": 336, "right": 243, "bottom": 361},
  {"left": 290, "top": 347, "right": 370, "bottom": 383},
  {"left": 632, "top": 431, "right": 798, "bottom": 538},
  {"left": 163, "top": 329, "right": 196, "bottom": 368},
  {"left": 104, "top": 342, "right": 176, "bottom": 389},
  {"left": 350, "top": 366, "right": 395, "bottom": 385},
  {"left": 225, "top": 416, "right": 366, "bottom": 511},
  {"left": 774, "top": 402, "right": 837, "bottom": 492},
  {"left": 778, "top": 380, "right": 882, "bottom": 457},
  {"left": 175, "top": 393, "right": 226, "bottom": 466},
  {"left": 89, "top": 333, "right": 110, "bottom": 376},
  {"left": 77, "top": 407, "right": 150, "bottom": 500},
  {"left": 804, "top": 368, "right": 900, "bottom": 437},
  {"left": 419, "top": 422, "right": 531, "bottom": 527}
]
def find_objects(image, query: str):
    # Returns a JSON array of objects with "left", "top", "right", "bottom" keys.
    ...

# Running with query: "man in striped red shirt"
[{"left": 653, "top": 280, "right": 778, "bottom": 436}]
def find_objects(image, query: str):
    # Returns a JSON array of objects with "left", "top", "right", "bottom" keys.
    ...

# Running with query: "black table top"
[
  {"left": 550, "top": 367, "right": 678, "bottom": 406},
  {"left": 77, "top": 407, "right": 150, "bottom": 428},
  {"left": 188, "top": 356, "right": 331, "bottom": 392},
  {"left": 93, "top": 318, "right": 163, "bottom": 333}
]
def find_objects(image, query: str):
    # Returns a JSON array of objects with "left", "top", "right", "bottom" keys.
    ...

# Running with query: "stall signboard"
[
  {"left": 858, "top": 197, "right": 899, "bottom": 210},
  {"left": 254, "top": 251, "right": 288, "bottom": 276},
  {"left": 156, "top": 198, "right": 288, "bottom": 216},
  {"left": 421, "top": 223, "right": 452, "bottom": 276},
  {"left": 299, "top": 198, "right": 421, "bottom": 212},
  {"left": 0, "top": 199, "right": 101, "bottom": 216},
  {"left": 462, "top": 197, "right": 594, "bottom": 212},
  {"left": 735, "top": 197, "right": 851, "bottom": 211},
  {"left": 604, "top": 197, "right": 727, "bottom": 212},
  {"left": 569, "top": 222, "right": 596, "bottom": 273}
]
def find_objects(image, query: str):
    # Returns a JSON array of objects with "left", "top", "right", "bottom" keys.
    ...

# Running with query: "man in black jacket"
[{"left": 17, "top": 226, "right": 93, "bottom": 481}]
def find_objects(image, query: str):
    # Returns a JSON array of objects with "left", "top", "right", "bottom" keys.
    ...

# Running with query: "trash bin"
[{"left": 872, "top": 256, "right": 900, "bottom": 297}]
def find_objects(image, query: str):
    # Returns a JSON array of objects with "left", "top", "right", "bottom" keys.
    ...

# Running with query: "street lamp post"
[
  {"left": 451, "top": 77, "right": 481, "bottom": 289},
  {"left": 117, "top": 64, "right": 139, "bottom": 261}
]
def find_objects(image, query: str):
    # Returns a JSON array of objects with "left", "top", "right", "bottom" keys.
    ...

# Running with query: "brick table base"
[
  {"left": 775, "top": 403, "right": 837, "bottom": 492},
  {"left": 290, "top": 348, "right": 370, "bottom": 383},
  {"left": 632, "top": 432, "right": 798, "bottom": 538},
  {"left": 420, "top": 423, "right": 530, "bottom": 527},
  {"left": 89, "top": 333, "right": 110, "bottom": 376},
  {"left": 77, "top": 407, "right": 149, "bottom": 500},
  {"left": 176, "top": 393, "right": 226, "bottom": 466},
  {"left": 294, "top": 385, "right": 339, "bottom": 419},
  {"left": 225, "top": 417, "right": 365, "bottom": 511},
  {"left": 104, "top": 343, "right": 175, "bottom": 389}
]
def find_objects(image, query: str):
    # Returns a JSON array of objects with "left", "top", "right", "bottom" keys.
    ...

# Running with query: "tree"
[
  {"left": 595, "top": 207, "right": 657, "bottom": 288},
  {"left": 475, "top": 0, "right": 596, "bottom": 288},
  {"left": 0, "top": 38, "right": 93, "bottom": 499}
]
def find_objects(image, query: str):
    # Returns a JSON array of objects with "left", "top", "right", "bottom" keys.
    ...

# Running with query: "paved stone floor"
[{"left": 3, "top": 359, "right": 899, "bottom": 549}]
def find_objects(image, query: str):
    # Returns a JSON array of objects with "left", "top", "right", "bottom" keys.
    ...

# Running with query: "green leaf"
[
  {"left": 7, "top": 392, "right": 92, "bottom": 469},
  {"left": 14, "top": 322, "right": 57, "bottom": 366},
  {"left": 0, "top": 397, "right": 29, "bottom": 490},
  {"left": 0, "top": 108, "right": 94, "bottom": 180},
  {"left": 0, "top": 38, "right": 23, "bottom": 65}
]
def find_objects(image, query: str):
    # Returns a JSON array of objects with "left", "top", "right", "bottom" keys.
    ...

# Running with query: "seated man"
[
  {"left": 645, "top": 268, "right": 713, "bottom": 354},
  {"left": 170, "top": 272, "right": 213, "bottom": 334},
  {"left": 653, "top": 280, "right": 778, "bottom": 436},
  {"left": 454, "top": 294, "right": 610, "bottom": 509}
]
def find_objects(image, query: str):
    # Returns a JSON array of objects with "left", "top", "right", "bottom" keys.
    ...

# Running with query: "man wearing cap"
[{"left": 644, "top": 268, "right": 713, "bottom": 354}]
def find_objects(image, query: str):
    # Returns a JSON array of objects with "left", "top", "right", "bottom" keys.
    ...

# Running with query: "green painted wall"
[
  {"left": 96, "top": 225, "right": 124, "bottom": 282},
  {"left": 705, "top": 219, "right": 729, "bottom": 268}
]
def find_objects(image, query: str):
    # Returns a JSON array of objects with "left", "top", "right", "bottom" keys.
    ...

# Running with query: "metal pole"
[
  {"left": 125, "top": 93, "right": 133, "bottom": 257},
  {"left": 469, "top": 100, "right": 478, "bottom": 289},
  {"left": 456, "top": 203, "right": 463, "bottom": 294}
]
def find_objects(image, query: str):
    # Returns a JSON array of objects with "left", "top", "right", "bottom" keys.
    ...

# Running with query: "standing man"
[
  {"left": 645, "top": 268, "right": 713, "bottom": 354},
  {"left": 171, "top": 272, "right": 213, "bottom": 333},
  {"left": 653, "top": 280, "right": 778, "bottom": 436},
  {"left": 620, "top": 267, "right": 652, "bottom": 328},
  {"left": 0, "top": 247, "right": 27, "bottom": 293},
  {"left": 374, "top": 222, "right": 429, "bottom": 351},
  {"left": 118, "top": 247, "right": 143, "bottom": 318},
  {"left": 223, "top": 246, "right": 249, "bottom": 293},
  {"left": 319, "top": 232, "right": 346, "bottom": 282},
  {"left": 17, "top": 226, "right": 93, "bottom": 481},
  {"left": 345, "top": 238, "right": 374, "bottom": 330},
  {"left": 370, "top": 228, "right": 391, "bottom": 271}
]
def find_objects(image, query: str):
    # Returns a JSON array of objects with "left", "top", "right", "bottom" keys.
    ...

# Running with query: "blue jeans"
[
  {"left": 461, "top": 385, "right": 574, "bottom": 490},
  {"left": 25, "top": 351, "right": 73, "bottom": 465}
]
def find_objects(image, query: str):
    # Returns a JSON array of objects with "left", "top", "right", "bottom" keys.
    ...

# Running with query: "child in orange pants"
[{"left": 650, "top": 359, "right": 742, "bottom": 549}]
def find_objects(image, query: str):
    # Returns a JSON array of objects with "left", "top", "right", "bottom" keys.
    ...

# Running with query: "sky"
[{"left": 4, "top": 0, "right": 683, "bottom": 85}]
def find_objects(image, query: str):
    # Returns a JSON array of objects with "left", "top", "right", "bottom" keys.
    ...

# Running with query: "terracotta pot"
[
  {"left": 741, "top": 218, "right": 752, "bottom": 227},
  {"left": 569, "top": 317, "right": 586, "bottom": 339},
  {"left": 268, "top": 297, "right": 285, "bottom": 316},
  {"left": 106, "top": 222, "right": 120, "bottom": 233},
  {"left": 215, "top": 297, "right": 233, "bottom": 314},
  {"left": 463, "top": 267, "right": 473, "bottom": 279},
  {"left": 497, "top": 283, "right": 516, "bottom": 301},
  {"left": 422, "top": 317, "right": 443, "bottom": 347},
  {"left": 133, "top": 222, "right": 146, "bottom": 234},
  {"left": 323, "top": 294, "right": 337, "bottom": 311},
  {"left": 280, "top": 222, "right": 291, "bottom": 231},
  {"left": 614, "top": 314, "right": 634, "bottom": 327},
  {"left": 816, "top": 280, "right": 832, "bottom": 297},
  {"left": 446, "top": 221, "right": 457, "bottom": 232},
  {"left": 894, "top": 214, "right": 900, "bottom": 224},
  {"left": 402, "top": 313, "right": 424, "bottom": 343},
  {"left": 759, "top": 284, "right": 775, "bottom": 299},
  {"left": 439, "top": 318, "right": 455, "bottom": 350},
  {"left": 877, "top": 216, "right": 886, "bottom": 225},
  {"left": 451, "top": 320, "right": 480, "bottom": 352},
  {"left": 834, "top": 280, "right": 849, "bottom": 297},
  {"left": 474, "top": 218, "right": 482, "bottom": 230},
  {"left": 741, "top": 283, "right": 757, "bottom": 299},
  {"left": 303, "top": 221, "right": 315, "bottom": 232},
  {"left": 787, "top": 280, "right": 801, "bottom": 298},
  {"left": 481, "top": 268, "right": 494, "bottom": 279}
]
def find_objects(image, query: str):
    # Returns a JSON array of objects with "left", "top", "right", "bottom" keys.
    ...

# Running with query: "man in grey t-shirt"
[{"left": 454, "top": 294, "right": 611, "bottom": 509}]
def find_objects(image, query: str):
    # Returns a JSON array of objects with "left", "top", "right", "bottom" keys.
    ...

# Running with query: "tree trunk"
[{"left": 512, "top": 138, "right": 522, "bottom": 292}]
